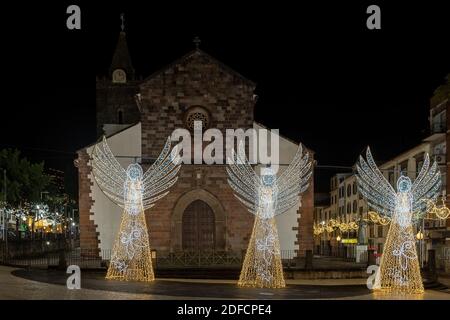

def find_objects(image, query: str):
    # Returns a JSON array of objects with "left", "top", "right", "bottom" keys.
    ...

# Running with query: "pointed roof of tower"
[{"left": 109, "top": 31, "right": 135, "bottom": 80}]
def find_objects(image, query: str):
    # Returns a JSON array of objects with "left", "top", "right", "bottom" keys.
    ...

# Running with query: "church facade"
[{"left": 76, "top": 31, "right": 314, "bottom": 262}]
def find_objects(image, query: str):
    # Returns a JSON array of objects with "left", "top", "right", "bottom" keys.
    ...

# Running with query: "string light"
[
  {"left": 423, "top": 197, "right": 450, "bottom": 220},
  {"left": 227, "top": 141, "right": 312, "bottom": 288},
  {"left": 238, "top": 216, "right": 285, "bottom": 288},
  {"left": 367, "top": 211, "right": 391, "bottom": 226},
  {"left": 336, "top": 221, "right": 359, "bottom": 232},
  {"left": 313, "top": 219, "right": 359, "bottom": 236},
  {"left": 313, "top": 223, "right": 325, "bottom": 236},
  {"left": 0, "top": 202, "right": 71, "bottom": 234},
  {"left": 372, "top": 218, "right": 424, "bottom": 294},
  {"left": 357, "top": 147, "right": 441, "bottom": 294},
  {"left": 92, "top": 136, "right": 181, "bottom": 282}
]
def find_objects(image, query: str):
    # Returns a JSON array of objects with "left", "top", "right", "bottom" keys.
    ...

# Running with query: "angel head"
[
  {"left": 126, "top": 163, "right": 143, "bottom": 182},
  {"left": 227, "top": 142, "right": 311, "bottom": 220},
  {"left": 261, "top": 167, "right": 276, "bottom": 187},
  {"left": 397, "top": 175, "right": 412, "bottom": 193}
]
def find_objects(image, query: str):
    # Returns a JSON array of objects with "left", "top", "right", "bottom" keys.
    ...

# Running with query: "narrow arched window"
[{"left": 118, "top": 110, "right": 124, "bottom": 124}]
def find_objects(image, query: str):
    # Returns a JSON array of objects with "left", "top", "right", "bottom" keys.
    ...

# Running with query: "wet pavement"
[
  {"left": 11, "top": 267, "right": 371, "bottom": 299},
  {"left": 2, "top": 266, "right": 449, "bottom": 300},
  {"left": 0, "top": 266, "right": 170, "bottom": 299}
]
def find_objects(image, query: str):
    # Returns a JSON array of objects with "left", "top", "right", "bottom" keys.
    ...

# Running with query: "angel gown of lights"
[
  {"left": 227, "top": 142, "right": 312, "bottom": 288},
  {"left": 92, "top": 137, "right": 181, "bottom": 282},
  {"left": 356, "top": 148, "right": 441, "bottom": 294}
]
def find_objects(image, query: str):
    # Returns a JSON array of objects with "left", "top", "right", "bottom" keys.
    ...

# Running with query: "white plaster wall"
[
  {"left": 253, "top": 123, "right": 302, "bottom": 253},
  {"left": 88, "top": 123, "right": 141, "bottom": 252}
]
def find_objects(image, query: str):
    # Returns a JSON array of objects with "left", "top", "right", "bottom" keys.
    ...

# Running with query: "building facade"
[
  {"left": 428, "top": 90, "right": 450, "bottom": 270},
  {"left": 314, "top": 173, "right": 368, "bottom": 259},
  {"left": 315, "top": 142, "right": 447, "bottom": 263},
  {"left": 76, "top": 31, "right": 315, "bottom": 262},
  {"left": 315, "top": 75, "right": 450, "bottom": 270}
]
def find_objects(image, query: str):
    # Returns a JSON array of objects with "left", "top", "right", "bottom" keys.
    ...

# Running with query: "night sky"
[{"left": 1, "top": 1, "right": 449, "bottom": 196}]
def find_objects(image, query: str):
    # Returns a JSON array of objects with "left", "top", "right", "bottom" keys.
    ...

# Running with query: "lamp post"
[
  {"left": 336, "top": 235, "right": 342, "bottom": 258},
  {"left": 416, "top": 229, "right": 424, "bottom": 268},
  {"left": 422, "top": 217, "right": 426, "bottom": 267},
  {"left": 320, "top": 221, "right": 325, "bottom": 255},
  {"left": 347, "top": 229, "right": 350, "bottom": 259},
  {"left": 72, "top": 209, "right": 78, "bottom": 239}
]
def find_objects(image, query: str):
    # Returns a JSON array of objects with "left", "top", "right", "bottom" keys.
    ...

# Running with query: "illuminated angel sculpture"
[
  {"left": 356, "top": 147, "right": 441, "bottom": 294},
  {"left": 227, "top": 142, "right": 312, "bottom": 288},
  {"left": 92, "top": 137, "right": 181, "bottom": 282}
]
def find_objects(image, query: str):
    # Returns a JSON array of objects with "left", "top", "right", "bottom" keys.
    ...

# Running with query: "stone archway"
[
  {"left": 172, "top": 189, "right": 226, "bottom": 251},
  {"left": 182, "top": 200, "right": 215, "bottom": 251}
]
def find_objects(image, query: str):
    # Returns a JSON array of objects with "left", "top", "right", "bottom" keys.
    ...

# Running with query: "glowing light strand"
[
  {"left": 227, "top": 141, "right": 312, "bottom": 288},
  {"left": 423, "top": 197, "right": 450, "bottom": 220},
  {"left": 313, "top": 219, "right": 359, "bottom": 236},
  {"left": 91, "top": 136, "right": 181, "bottom": 282},
  {"left": 367, "top": 211, "right": 391, "bottom": 225},
  {"left": 357, "top": 147, "right": 441, "bottom": 294}
]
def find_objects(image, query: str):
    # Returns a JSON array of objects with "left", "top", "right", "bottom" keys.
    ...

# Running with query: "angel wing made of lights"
[
  {"left": 356, "top": 147, "right": 397, "bottom": 217},
  {"left": 226, "top": 141, "right": 312, "bottom": 217},
  {"left": 356, "top": 147, "right": 441, "bottom": 219},
  {"left": 410, "top": 153, "right": 441, "bottom": 216},
  {"left": 91, "top": 136, "right": 181, "bottom": 211}
]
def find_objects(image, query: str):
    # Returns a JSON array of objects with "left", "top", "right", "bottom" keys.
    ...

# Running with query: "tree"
[{"left": 0, "top": 149, "right": 50, "bottom": 207}]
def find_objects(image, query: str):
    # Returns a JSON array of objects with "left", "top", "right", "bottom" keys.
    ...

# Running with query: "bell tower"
[{"left": 96, "top": 14, "right": 141, "bottom": 137}]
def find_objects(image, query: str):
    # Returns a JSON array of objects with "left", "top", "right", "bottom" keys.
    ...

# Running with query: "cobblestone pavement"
[
  {"left": 2, "top": 266, "right": 449, "bottom": 300},
  {"left": 0, "top": 266, "right": 190, "bottom": 300}
]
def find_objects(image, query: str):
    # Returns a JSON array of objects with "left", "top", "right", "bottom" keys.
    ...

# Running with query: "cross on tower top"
[
  {"left": 120, "top": 13, "right": 125, "bottom": 32},
  {"left": 193, "top": 36, "right": 201, "bottom": 49}
]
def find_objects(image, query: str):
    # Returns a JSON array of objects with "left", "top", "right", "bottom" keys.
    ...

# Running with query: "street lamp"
[
  {"left": 416, "top": 230, "right": 424, "bottom": 240},
  {"left": 416, "top": 229, "right": 424, "bottom": 268},
  {"left": 336, "top": 235, "right": 342, "bottom": 258},
  {"left": 320, "top": 221, "right": 326, "bottom": 255}
]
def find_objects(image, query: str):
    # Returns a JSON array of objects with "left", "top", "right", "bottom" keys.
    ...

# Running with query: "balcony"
[{"left": 431, "top": 122, "right": 447, "bottom": 134}]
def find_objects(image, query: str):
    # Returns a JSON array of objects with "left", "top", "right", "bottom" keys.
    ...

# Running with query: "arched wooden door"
[{"left": 182, "top": 200, "right": 215, "bottom": 251}]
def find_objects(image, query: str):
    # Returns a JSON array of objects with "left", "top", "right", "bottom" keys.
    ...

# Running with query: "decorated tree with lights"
[
  {"left": 92, "top": 137, "right": 181, "bottom": 282},
  {"left": 227, "top": 142, "right": 312, "bottom": 288},
  {"left": 356, "top": 147, "right": 441, "bottom": 294}
]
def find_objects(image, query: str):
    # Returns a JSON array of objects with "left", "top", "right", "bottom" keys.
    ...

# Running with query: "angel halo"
[
  {"left": 227, "top": 141, "right": 312, "bottom": 288},
  {"left": 91, "top": 136, "right": 181, "bottom": 282},
  {"left": 356, "top": 147, "right": 441, "bottom": 294}
]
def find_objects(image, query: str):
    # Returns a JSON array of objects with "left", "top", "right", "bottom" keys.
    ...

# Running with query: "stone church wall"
[
  {"left": 138, "top": 50, "right": 257, "bottom": 253},
  {"left": 79, "top": 49, "right": 315, "bottom": 258}
]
